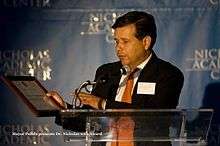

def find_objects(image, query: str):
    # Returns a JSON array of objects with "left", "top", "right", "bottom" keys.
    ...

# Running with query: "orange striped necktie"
[
  {"left": 110, "top": 68, "right": 139, "bottom": 146},
  {"left": 121, "top": 68, "right": 139, "bottom": 103},
  {"left": 110, "top": 117, "right": 135, "bottom": 146}
]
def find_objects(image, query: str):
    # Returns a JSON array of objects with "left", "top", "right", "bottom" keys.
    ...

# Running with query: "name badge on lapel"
[{"left": 137, "top": 82, "right": 156, "bottom": 95}]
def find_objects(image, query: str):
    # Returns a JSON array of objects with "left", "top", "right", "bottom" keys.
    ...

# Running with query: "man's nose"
[{"left": 116, "top": 43, "right": 124, "bottom": 51}]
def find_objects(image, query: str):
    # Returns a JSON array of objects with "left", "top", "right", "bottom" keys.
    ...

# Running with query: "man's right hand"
[{"left": 43, "top": 91, "right": 67, "bottom": 110}]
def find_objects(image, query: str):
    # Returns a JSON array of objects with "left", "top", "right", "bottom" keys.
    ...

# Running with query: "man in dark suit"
[
  {"left": 91, "top": 52, "right": 183, "bottom": 109},
  {"left": 74, "top": 11, "right": 184, "bottom": 110},
  {"left": 45, "top": 11, "right": 184, "bottom": 146}
]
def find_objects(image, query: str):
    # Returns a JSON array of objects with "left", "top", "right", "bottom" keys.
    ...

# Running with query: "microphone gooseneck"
[{"left": 72, "top": 65, "right": 131, "bottom": 108}]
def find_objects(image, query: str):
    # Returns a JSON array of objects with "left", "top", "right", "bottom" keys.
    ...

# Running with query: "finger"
[
  {"left": 78, "top": 92, "right": 92, "bottom": 98},
  {"left": 43, "top": 94, "right": 59, "bottom": 109},
  {"left": 45, "top": 91, "right": 66, "bottom": 109},
  {"left": 78, "top": 96, "right": 91, "bottom": 105},
  {"left": 78, "top": 96, "right": 87, "bottom": 103},
  {"left": 50, "top": 91, "right": 65, "bottom": 104}
]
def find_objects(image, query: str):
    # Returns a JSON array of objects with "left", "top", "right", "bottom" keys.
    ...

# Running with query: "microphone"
[
  {"left": 111, "top": 65, "right": 131, "bottom": 76},
  {"left": 96, "top": 65, "right": 131, "bottom": 84},
  {"left": 85, "top": 65, "right": 130, "bottom": 89},
  {"left": 85, "top": 65, "right": 131, "bottom": 87},
  {"left": 120, "top": 65, "right": 131, "bottom": 75}
]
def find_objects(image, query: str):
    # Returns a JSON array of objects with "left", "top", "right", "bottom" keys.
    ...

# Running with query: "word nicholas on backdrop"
[
  {"left": 0, "top": 49, "right": 52, "bottom": 81},
  {"left": 186, "top": 49, "right": 220, "bottom": 80},
  {"left": 0, "top": 124, "right": 50, "bottom": 145},
  {"left": 80, "top": 11, "right": 122, "bottom": 43}
]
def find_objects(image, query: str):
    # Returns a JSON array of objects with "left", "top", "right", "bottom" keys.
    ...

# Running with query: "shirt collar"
[{"left": 136, "top": 53, "right": 152, "bottom": 70}]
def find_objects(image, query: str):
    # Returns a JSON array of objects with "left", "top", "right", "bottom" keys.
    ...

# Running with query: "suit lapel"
[
  {"left": 132, "top": 53, "right": 159, "bottom": 104},
  {"left": 137, "top": 52, "right": 159, "bottom": 82}
]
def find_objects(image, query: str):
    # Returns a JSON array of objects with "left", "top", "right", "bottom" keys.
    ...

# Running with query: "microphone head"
[
  {"left": 110, "top": 65, "right": 131, "bottom": 76},
  {"left": 121, "top": 65, "right": 131, "bottom": 75}
]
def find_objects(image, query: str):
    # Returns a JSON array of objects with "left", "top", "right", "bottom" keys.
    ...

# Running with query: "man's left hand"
[{"left": 78, "top": 92, "right": 104, "bottom": 109}]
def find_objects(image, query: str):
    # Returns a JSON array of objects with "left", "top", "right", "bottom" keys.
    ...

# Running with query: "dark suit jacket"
[
  {"left": 90, "top": 52, "right": 184, "bottom": 146},
  {"left": 92, "top": 52, "right": 184, "bottom": 109}
]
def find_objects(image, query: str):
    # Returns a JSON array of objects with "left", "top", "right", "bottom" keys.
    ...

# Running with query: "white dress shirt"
[{"left": 115, "top": 53, "right": 152, "bottom": 102}]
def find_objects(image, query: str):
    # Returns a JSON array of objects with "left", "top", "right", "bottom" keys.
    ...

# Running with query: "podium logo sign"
[
  {"left": 186, "top": 49, "right": 220, "bottom": 80},
  {"left": 0, "top": 49, "right": 52, "bottom": 81}
]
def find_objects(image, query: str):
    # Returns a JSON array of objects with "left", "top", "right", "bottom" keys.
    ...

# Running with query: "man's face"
[{"left": 113, "top": 24, "right": 150, "bottom": 69}]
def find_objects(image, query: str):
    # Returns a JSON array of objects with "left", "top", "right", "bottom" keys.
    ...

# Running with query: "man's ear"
[{"left": 143, "top": 36, "right": 151, "bottom": 51}]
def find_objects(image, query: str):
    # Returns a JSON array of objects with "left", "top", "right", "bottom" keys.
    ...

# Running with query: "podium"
[{"left": 59, "top": 109, "right": 213, "bottom": 146}]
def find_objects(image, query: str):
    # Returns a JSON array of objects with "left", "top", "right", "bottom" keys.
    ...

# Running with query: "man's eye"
[{"left": 123, "top": 40, "right": 129, "bottom": 44}]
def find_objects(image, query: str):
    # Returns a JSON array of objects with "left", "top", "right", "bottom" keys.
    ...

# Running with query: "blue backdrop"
[{"left": 0, "top": 0, "right": 220, "bottom": 145}]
